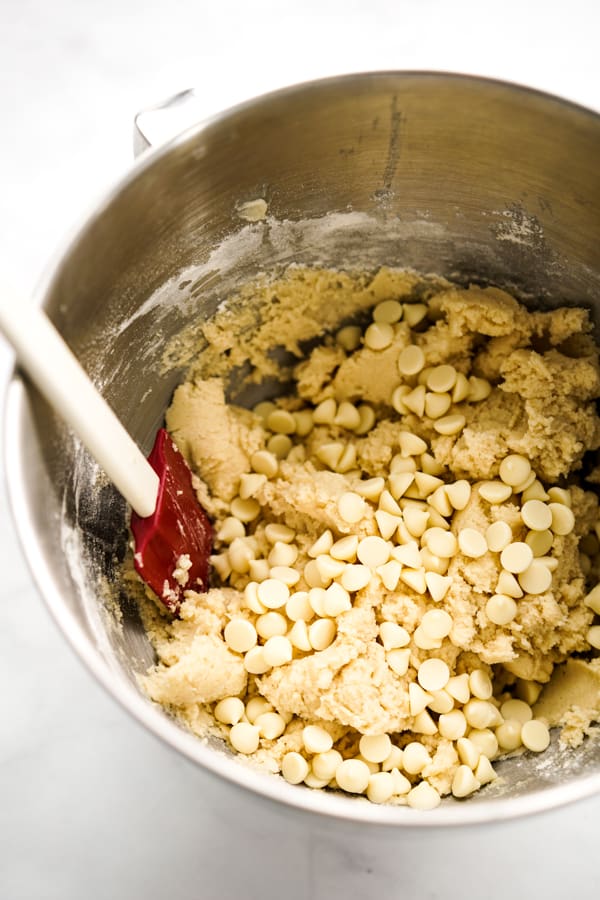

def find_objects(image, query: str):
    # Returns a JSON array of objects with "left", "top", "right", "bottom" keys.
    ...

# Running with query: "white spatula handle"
[{"left": 0, "top": 298, "right": 159, "bottom": 518}]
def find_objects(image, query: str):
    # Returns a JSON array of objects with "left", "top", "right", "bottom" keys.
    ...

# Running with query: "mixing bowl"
[{"left": 4, "top": 72, "right": 600, "bottom": 825}]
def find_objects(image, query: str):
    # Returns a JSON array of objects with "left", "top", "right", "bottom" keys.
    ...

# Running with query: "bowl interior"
[{"left": 6, "top": 72, "right": 600, "bottom": 825}]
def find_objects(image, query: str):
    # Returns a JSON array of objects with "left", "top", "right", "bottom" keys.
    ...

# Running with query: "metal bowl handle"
[{"left": 133, "top": 88, "right": 206, "bottom": 156}]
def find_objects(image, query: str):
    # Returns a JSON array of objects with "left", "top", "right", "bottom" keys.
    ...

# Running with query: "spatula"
[{"left": 0, "top": 298, "right": 212, "bottom": 614}]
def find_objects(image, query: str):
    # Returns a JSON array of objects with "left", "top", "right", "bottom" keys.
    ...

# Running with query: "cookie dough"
[{"left": 140, "top": 267, "right": 600, "bottom": 808}]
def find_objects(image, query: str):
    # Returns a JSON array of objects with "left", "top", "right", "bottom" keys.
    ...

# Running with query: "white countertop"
[{"left": 1, "top": 1, "right": 600, "bottom": 897}]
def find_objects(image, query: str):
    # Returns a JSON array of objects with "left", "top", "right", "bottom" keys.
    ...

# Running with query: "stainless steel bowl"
[{"left": 5, "top": 72, "right": 600, "bottom": 826}]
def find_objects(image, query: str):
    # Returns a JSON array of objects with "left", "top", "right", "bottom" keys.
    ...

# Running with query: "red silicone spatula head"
[{"left": 130, "top": 429, "right": 212, "bottom": 614}]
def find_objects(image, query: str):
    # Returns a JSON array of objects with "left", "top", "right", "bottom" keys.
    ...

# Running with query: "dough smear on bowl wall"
[{"left": 133, "top": 265, "right": 600, "bottom": 810}]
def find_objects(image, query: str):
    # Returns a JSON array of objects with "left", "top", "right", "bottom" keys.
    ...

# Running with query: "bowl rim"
[{"left": 4, "top": 69, "right": 600, "bottom": 828}]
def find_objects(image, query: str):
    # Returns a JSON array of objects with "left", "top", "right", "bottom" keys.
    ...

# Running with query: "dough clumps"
[{"left": 141, "top": 267, "right": 600, "bottom": 807}]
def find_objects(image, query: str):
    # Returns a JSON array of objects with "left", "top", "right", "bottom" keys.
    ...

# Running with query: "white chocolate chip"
[
  {"left": 315, "top": 442, "right": 344, "bottom": 470},
  {"left": 356, "top": 477, "right": 386, "bottom": 501},
  {"left": 445, "top": 480, "right": 471, "bottom": 510},
  {"left": 323, "top": 582, "right": 352, "bottom": 616},
  {"left": 359, "top": 733, "right": 392, "bottom": 764},
  {"left": 425, "top": 391, "right": 452, "bottom": 419},
  {"left": 387, "top": 648, "right": 411, "bottom": 676},
  {"left": 364, "top": 321, "right": 395, "bottom": 350},
  {"left": 423, "top": 527, "right": 457, "bottom": 558},
  {"left": 400, "top": 568, "right": 427, "bottom": 594},
  {"left": 268, "top": 541, "right": 298, "bottom": 568},
  {"left": 255, "top": 611, "right": 288, "bottom": 649},
  {"left": 458, "top": 527, "right": 488, "bottom": 558},
  {"left": 243, "top": 646, "right": 271, "bottom": 675},
  {"left": 335, "top": 759, "right": 371, "bottom": 794},
  {"left": 281, "top": 752, "right": 310, "bottom": 784},
  {"left": 217, "top": 517, "right": 246, "bottom": 543},
  {"left": 549, "top": 502, "right": 575, "bottom": 535},
  {"left": 397, "top": 343, "right": 426, "bottom": 376},
  {"left": 406, "top": 782, "right": 441, "bottom": 810},
  {"left": 376, "top": 559, "right": 402, "bottom": 590},
  {"left": 433, "top": 413, "right": 466, "bottom": 435},
  {"left": 496, "top": 570, "right": 524, "bottom": 598},
  {"left": 417, "top": 658, "right": 450, "bottom": 692},
  {"left": 270, "top": 565, "right": 301, "bottom": 586},
  {"left": 313, "top": 398, "right": 337, "bottom": 425},
  {"left": 230, "top": 722, "right": 260, "bottom": 754},
  {"left": 402, "top": 302, "right": 428, "bottom": 327},
  {"left": 452, "top": 765, "right": 480, "bottom": 798},
  {"left": 366, "top": 772, "right": 395, "bottom": 804},
  {"left": 478, "top": 481, "right": 513, "bottom": 504},
  {"left": 464, "top": 699, "right": 501, "bottom": 730},
  {"left": 379, "top": 622, "right": 410, "bottom": 649},
  {"left": 500, "top": 542, "right": 534, "bottom": 574},
  {"left": 414, "top": 626, "right": 442, "bottom": 650},
  {"left": 392, "top": 539, "right": 422, "bottom": 568},
  {"left": 340, "top": 563, "right": 372, "bottom": 592},
  {"left": 224, "top": 619, "right": 258, "bottom": 653},
  {"left": 521, "top": 499, "right": 553, "bottom": 531},
  {"left": 485, "top": 593, "right": 517, "bottom": 625},
  {"left": 239, "top": 472, "right": 267, "bottom": 499},
  {"left": 379, "top": 490, "right": 402, "bottom": 516},
  {"left": 452, "top": 371, "right": 470, "bottom": 402},
  {"left": 311, "top": 749, "right": 343, "bottom": 781},
  {"left": 315, "top": 554, "right": 346, "bottom": 581},
  {"left": 584, "top": 584, "right": 600, "bottom": 615},
  {"left": 355, "top": 404, "right": 376, "bottom": 434},
  {"left": 425, "top": 572, "right": 452, "bottom": 603},
  {"left": 520, "top": 719, "right": 550, "bottom": 752},
  {"left": 402, "top": 384, "right": 427, "bottom": 418},
  {"left": 263, "top": 635, "right": 293, "bottom": 667},
  {"left": 387, "top": 472, "right": 415, "bottom": 499},
  {"left": 474, "top": 755, "right": 497, "bottom": 785},
  {"left": 467, "top": 376, "right": 492, "bottom": 402},
  {"left": 253, "top": 400, "right": 276, "bottom": 421},
  {"left": 337, "top": 491, "right": 367, "bottom": 524},
  {"left": 469, "top": 669, "right": 493, "bottom": 700},
  {"left": 357, "top": 536, "right": 390, "bottom": 568},
  {"left": 399, "top": 431, "right": 428, "bottom": 457},
  {"left": 428, "top": 486, "right": 453, "bottom": 518},
  {"left": 587, "top": 625, "right": 600, "bottom": 649},
  {"left": 308, "top": 618, "right": 337, "bottom": 651},
  {"left": 446, "top": 673, "right": 471, "bottom": 705},
  {"left": 255, "top": 712, "right": 287, "bottom": 740},
  {"left": 231, "top": 497, "right": 261, "bottom": 522},
  {"left": 485, "top": 521, "right": 513, "bottom": 553},
  {"left": 403, "top": 505, "right": 430, "bottom": 538},
  {"left": 427, "top": 364, "right": 457, "bottom": 393},
  {"left": 469, "top": 729, "right": 498, "bottom": 760},
  {"left": 415, "top": 713, "right": 440, "bottom": 740},
  {"left": 409, "top": 683, "right": 433, "bottom": 716},
  {"left": 302, "top": 725, "right": 333, "bottom": 754},
  {"left": 525, "top": 529, "right": 554, "bottom": 557},
  {"left": 518, "top": 560, "right": 553, "bottom": 595},
  {"left": 420, "top": 609, "right": 453, "bottom": 640},
  {"left": 438, "top": 710, "right": 467, "bottom": 741},
  {"left": 500, "top": 699, "right": 533, "bottom": 724},
  {"left": 289, "top": 619, "right": 312, "bottom": 652},
  {"left": 214, "top": 697, "right": 245, "bottom": 725},
  {"left": 456, "top": 737, "right": 480, "bottom": 769},
  {"left": 334, "top": 401, "right": 362, "bottom": 430},
  {"left": 499, "top": 454, "right": 531, "bottom": 487},
  {"left": 373, "top": 298, "right": 404, "bottom": 323},
  {"left": 267, "top": 408, "right": 297, "bottom": 434},
  {"left": 265, "top": 523, "right": 295, "bottom": 544},
  {"left": 257, "top": 578, "right": 290, "bottom": 609}
]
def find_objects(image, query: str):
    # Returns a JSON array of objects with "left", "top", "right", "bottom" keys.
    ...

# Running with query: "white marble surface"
[{"left": 1, "top": 1, "right": 600, "bottom": 897}]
